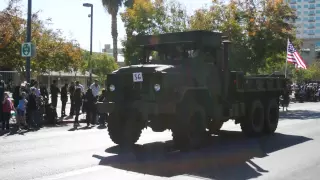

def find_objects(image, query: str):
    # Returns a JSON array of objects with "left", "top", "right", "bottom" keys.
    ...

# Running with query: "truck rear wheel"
[
  {"left": 172, "top": 102, "right": 207, "bottom": 151},
  {"left": 264, "top": 99, "right": 279, "bottom": 134},
  {"left": 240, "top": 100, "right": 265, "bottom": 137},
  {"left": 108, "top": 110, "right": 142, "bottom": 146}
]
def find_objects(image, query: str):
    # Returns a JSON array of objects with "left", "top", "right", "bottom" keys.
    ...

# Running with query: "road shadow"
[
  {"left": 0, "top": 126, "right": 37, "bottom": 136},
  {"left": 93, "top": 130, "right": 312, "bottom": 180},
  {"left": 280, "top": 110, "right": 320, "bottom": 120},
  {"left": 68, "top": 125, "right": 94, "bottom": 131}
]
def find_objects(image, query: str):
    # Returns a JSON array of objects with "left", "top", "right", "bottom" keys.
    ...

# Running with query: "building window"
[
  {"left": 316, "top": 16, "right": 320, "bottom": 20},
  {"left": 310, "top": 4, "right": 316, "bottom": 9},
  {"left": 304, "top": 11, "right": 309, "bottom": 14},
  {"left": 304, "top": 4, "right": 309, "bottom": 8},
  {"left": 316, "top": 4, "right": 320, "bottom": 7},
  {"left": 309, "top": 0, "right": 315, "bottom": 3},
  {"left": 291, "top": 5, "right": 297, "bottom": 9},
  {"left": 316, "top": 23, "right": 320, "bottom": 26},
  {"left": 297, "top": 11, "right": 301, "bottom": 15},
  {"left": 315, "top": 30, "right": 320, "bottom": 33},
  {"left": 298, "top": 5, "right": 302, "bottom": 8},
  {"left": 317, "top": 10, "right": 320, "bottom": 14}
]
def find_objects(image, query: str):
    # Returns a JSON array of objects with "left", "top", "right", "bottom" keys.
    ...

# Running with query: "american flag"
[{"left": 287, "top": 39, "right": 307, "bottom": 69}]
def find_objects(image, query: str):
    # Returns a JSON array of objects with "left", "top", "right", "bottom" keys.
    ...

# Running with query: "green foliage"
[
  {"left": 121, "top": 0, "right": 189, "bottom": 65},
  {"left": 0, "top": 0, "right": 83, "bottom": 75},
  {"left": 292, "top": 62, "right": 320, "bottom": 82},
  {"left": 81, "top": 51, "right": 119, "bottom": 85},
  {"left": 189, "top": 0, "right": 297, "bottom": 74}
]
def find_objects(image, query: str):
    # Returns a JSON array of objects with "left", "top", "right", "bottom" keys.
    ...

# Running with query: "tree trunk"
[{"left": 111, "top": 12, "right": 118, "bottom": 62}]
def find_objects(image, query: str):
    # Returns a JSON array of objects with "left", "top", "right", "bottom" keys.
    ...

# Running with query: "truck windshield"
[{"left": 139, "top": 43, "right": 199, "bottom": 65}]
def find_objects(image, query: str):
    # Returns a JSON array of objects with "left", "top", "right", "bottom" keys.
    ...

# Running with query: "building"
[{"left": 288, "top": 0, "right": 320, "bottom": 64}]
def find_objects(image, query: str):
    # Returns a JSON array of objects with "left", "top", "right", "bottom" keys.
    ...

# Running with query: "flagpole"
[{"left": 285, "top": 38, "right": 289, "bottom": 78}]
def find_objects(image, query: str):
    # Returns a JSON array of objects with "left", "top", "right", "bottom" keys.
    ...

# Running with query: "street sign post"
[{"left": 21, "top": 42, "right": 32, "bottom": 57}]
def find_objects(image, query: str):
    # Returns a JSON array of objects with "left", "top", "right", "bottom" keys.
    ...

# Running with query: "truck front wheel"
[
  {"left": 107, "top": 110, "right": 142, "bottom": 146},
  {"left": 172, "top": 102, "right": 207, "bottom": 151},
  {"left": 240, "top": 100, "right": 265, "bottom": 137}
]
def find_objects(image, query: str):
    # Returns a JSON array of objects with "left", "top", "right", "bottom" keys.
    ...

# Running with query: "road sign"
[{"left": 21, "top": 42, "right": 32, "bottom": 57}]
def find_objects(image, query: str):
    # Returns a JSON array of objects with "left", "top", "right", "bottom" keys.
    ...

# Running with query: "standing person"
[
  {"left": 27, "top": 88, "right": 38, "bottom": 128},
  {"left": 89, "top": 80, "right": 100, "bottom": 124},
  {"left": 60, "top": 83, "right": 68, "bottom": 117},
  {"left": 40, "top": 82, "right": 49, "bottom": 99},
  {"left": 12, "top": 86, "right": 21, "bottom": 108},
  {"left": 83, "top": 89, "right": 95, "bottom": 126},
  {"left": 2, "top": 92, "right": 14, "bottom": 131},
  {"left": 68, "top": 81, "right": 75, "bottom": 116},
  {"left": 73, "top": 87, "right": 82, "bottom": 127},
  {"left": 31, "top": 81, "right": 42, "bottom": 127},
  {"left": 98, "top": 89, "right": 107, "bottom": 127},
  {"left": 75, "top": 81, "right": 84, "bottom": 94},
  {"left": 50, "top": 80, "right": 60, "bottom": 119},
  {"left": 75, "top": 81, "right": 85, "bottom": 113},
  {"left": 16, "top": 92, "right": 28, "bottom": 129}
]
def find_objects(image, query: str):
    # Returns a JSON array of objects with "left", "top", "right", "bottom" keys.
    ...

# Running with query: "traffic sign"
[{"left": 21, "top": 42, "right": 32, "bottom": 57}]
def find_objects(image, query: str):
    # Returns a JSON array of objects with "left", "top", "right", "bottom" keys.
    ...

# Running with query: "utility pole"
[
  {"left": 26, "top": 0, "right": 32, "bottom": 83},
  {"left": 83, "top": 3, "right": 93, "bottom": 85}
]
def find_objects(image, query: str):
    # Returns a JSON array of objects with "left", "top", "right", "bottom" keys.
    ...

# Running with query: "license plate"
[{"left": 133, "top": 72, "right": 143, "bottom": 82}]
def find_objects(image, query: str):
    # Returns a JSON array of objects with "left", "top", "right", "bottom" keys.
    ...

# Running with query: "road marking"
[{"left": 34, "top": 166, "right": 107, "bottom": 180}]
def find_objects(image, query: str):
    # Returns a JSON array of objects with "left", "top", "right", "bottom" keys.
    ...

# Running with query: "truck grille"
[{"left": 122, "top": 74, "right": 150, "bottom": 101}]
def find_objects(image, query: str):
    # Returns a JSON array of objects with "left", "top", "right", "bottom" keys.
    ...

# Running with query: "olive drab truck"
[{"left": 96, "top": 30, "right": 287, "bottom": 151}]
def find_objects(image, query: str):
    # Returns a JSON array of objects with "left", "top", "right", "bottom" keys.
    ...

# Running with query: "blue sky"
[{"left": 0, "top": 0, "right": 211, "bottom": 52}]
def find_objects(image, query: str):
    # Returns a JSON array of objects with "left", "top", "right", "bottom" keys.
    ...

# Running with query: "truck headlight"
[
  {"left": 109, "top": 84, "right": 115, "bottom": 92},
  {"left": 154, "top": 84, "right": 161, "bottom": 92}
]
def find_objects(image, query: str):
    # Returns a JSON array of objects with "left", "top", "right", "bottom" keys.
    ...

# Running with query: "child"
[
  {"left": 2, "top": 92, "right": 15, "bottom": 130},
  {"left": 16, "top": 92, "right": 28, "bottom": 128}
]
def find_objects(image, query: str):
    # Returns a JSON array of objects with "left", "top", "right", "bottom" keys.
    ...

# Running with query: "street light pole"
[
  {"left": 83, "top": 3, "right": 93, "bottom": 86},
  {"left": 26, "top": 0, "right": 32, "bottom": 83}
]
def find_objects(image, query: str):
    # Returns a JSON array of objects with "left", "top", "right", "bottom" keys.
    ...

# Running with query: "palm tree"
[{"left": 101, "top": 0, "right": 124, "bottom": 62}]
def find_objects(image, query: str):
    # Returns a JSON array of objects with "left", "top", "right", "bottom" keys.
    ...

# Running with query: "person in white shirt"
[
  {"left": 75, "top": 81, "right": 84, "bottom": 94},
  {"left": 89, "top": 79, "right": 100, "bottom": 125},
  {"left": 90, "top": 80, "right": 100, "bottom": 98}
]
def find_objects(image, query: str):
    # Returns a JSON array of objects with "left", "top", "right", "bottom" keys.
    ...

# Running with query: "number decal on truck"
[{"left": 133, "top": 72, "right": 143, "bottom": 82}]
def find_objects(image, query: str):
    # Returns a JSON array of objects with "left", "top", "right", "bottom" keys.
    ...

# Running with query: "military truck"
[{"left": 97, "top": 30, "right": 286, "bottom": 150}]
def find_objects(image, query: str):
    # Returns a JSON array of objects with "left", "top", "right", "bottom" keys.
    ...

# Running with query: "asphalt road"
[{"left": 0, "top": 102, "right": 320, "bottom": 180}]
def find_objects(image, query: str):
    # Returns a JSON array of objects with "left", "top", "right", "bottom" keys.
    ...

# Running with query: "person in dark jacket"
[
  {"left": 27, "top": 88, "right": 38, "bottom": 128},
  {"left": 83, "top": 89, "right": 95, "bottom": 126},
  {"left": 12, "top": 85, "right": 21, "bottom": 108},
  {"left": 73, "top": 87, "right": 82, "bottom": 127},
  {"left": 60, "top": 83, "right": 68, "bottom": 117},
  {"left": 40, "top": 83, "right": 49, "bottom": 99},
  {"left": 50, "top": 80, "right": 60, "bottom": 119},
  {"left": 98, "top": 89, "right": 107, "bottom": 127},
  {"left": 68, "top": 81, "right": 75, "bottom": 116}
]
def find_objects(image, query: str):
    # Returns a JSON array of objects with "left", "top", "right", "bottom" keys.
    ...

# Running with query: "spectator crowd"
[{"left": 0, "top": 77, "right": 107, "bottom": 131}]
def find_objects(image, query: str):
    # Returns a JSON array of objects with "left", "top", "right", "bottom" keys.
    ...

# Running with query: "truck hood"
[{"left": 113, "top": 64, "right": 175, "bottom": 74}]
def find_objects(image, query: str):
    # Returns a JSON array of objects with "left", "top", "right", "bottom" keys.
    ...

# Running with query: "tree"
[
  {"left": 81, "top": 51, "right": 119, "bottom": 85},
  {"left": 101, "top": 0, "right": 125, "bottom": 62},
  {"left": 0, "top": 0, "right": 83, "bottom": 76},
  {"left": 189, "top": 0, "right": 297, "bottom": 74},
  {"left": 121, "top": 0, "right": 189, "bottom": 65}
]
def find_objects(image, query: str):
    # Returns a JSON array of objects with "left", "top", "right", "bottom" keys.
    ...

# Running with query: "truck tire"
[
  {"left": 172, "top": 101, "right": 207, "bottom": 151},
  {"left": 208, "top": 119, "right": 223, "bottom": 134},
  {"left": 240, "top": 100, "right": 265, "bottom": 137},
  {"left": 107, "top": 110, "right": 142, "bottom": 146},
  {"left": 264, "top": 98, "right": 279, "bottom": 134}
]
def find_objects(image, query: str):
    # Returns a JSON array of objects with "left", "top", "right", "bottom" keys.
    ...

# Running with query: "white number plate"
[{"left": 133, "top": 72, "right": 143, "bottom": 82}]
